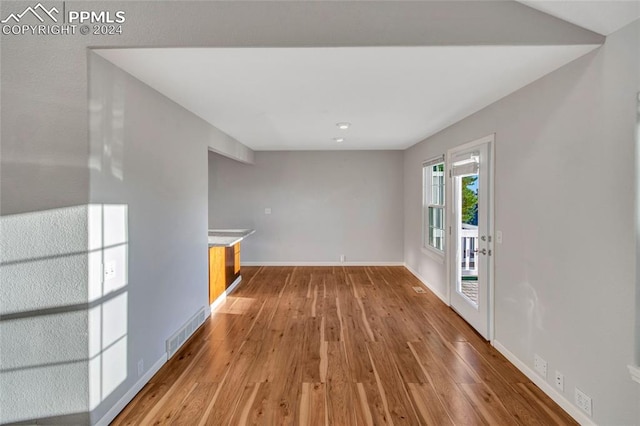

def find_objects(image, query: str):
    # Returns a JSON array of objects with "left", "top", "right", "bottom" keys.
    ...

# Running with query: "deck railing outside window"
[{"left": 461, "top": 228, "right": 478, "bottom": 276}]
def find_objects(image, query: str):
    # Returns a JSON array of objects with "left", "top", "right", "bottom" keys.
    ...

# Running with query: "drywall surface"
[
  {"left": 87, "top": 53, "right": 209, "bottom": 423},
  {"left": 207, "top": 127, "right": 254, "bottom": 165},
  {"left": 209, "top": 151, "right": 404, "bottom": 263},
  {"left": 0, "top": 205, "right": 91, "bottom": 424},
  {"left": 404, "top": 19, "right": 639, "bottom": 424}
]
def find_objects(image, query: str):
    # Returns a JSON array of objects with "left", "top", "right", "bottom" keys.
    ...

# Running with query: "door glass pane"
[{"left": 457, "top": 174, "right": 479, "bottom": 307}]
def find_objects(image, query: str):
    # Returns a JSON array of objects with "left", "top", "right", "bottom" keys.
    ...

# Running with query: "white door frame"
[{"left": 445, "top": 133, "right": 495, "bottom": 341}]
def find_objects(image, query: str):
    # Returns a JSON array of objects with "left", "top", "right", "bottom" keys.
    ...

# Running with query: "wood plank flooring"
[{"left": 112, "top": 266, "right": 577, "bottom": 425}]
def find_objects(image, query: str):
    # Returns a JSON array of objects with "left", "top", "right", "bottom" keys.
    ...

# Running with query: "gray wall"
[
  {"left": 404, "top": 19, "right": 640, "bottom": 424},
  {"left": 87, "top": 53, "right": 210, "bottom": 423},
  {"left": 209, "top": 151, "right": 404, "bottom": 263}
]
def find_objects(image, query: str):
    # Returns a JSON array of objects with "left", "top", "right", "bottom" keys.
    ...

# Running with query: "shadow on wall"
[{"left": 0, "top": 204, "right": 129, "bottom": 424}]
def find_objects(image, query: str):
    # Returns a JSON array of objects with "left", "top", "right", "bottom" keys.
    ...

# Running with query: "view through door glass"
[{"left": 458, "top": 174, "right": 479, "bottom": 306}]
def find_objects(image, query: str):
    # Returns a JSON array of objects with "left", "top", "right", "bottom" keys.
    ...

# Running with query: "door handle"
[{"left": 474, "top": 248, "right": 487, "bottom": 255}]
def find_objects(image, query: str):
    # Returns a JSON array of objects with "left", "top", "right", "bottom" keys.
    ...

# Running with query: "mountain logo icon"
[{"left": 1, "top": 3, "right": 59, "bottom": 24}]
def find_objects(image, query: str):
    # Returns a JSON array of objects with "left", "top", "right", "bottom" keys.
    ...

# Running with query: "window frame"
[{"left": 422, "top": 156, "right": 446, "bottom": 257}]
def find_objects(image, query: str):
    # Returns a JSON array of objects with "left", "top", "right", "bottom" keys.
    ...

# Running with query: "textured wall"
[
  {"left": 0, "top": 205, "right": 91, "bottom": 424},
  {"left": 404, "top": 19, "right": 639, "bottom": 424}
]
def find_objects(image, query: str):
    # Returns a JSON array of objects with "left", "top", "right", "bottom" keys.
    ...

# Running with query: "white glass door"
[{"left": 448, "top": 137, "right": 493, "bottom": 339}]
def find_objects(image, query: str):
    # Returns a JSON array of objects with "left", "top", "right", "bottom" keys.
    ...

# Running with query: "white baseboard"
[
  {"left": 492, "top": 340, "right": 595, "bottom": 426},
  {"left": 242, "top": 261, "right": 404, "bottom": 267},
  {"left": 210, "top": 275, "right": 242, "bottom": 312},
  {"left": 403, "top": 263, "right": 449, "bottom": 304},
  {"left": 94, "top": 354, "right": 167, "bottom": 426}
]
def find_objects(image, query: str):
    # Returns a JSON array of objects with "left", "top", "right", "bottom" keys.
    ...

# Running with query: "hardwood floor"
[{"left": 112, "top": 266, "right": 577, "bottom": 425}]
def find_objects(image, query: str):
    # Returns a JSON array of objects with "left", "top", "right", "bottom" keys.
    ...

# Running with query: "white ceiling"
[
  {"left": 96, "top": 45, "right": 597, "bottom": 151},
  {"left": 518, "top": 0, "right": 640, "bottom": 35}
]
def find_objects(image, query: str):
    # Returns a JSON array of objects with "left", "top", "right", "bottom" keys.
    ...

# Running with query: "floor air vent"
[
  {"left": 412, "top": 286, "right": 426, "bottom": 294},
  {"left": 166, "top": 307, "right": 207, "bottom": 359}
]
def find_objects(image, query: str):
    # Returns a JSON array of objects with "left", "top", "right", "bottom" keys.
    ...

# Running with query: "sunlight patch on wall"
[
  {"left": 87, "top": 204, "right": 129, "bottom": 410},
  {"left": 1, "top": 206, "right": 93, "bottom": 423},
  {"left": 88, "top": 204, "right": 128, "bottom": 302},
  {"left": 0, "top": 204, "right": 130, "bottom": 423}
]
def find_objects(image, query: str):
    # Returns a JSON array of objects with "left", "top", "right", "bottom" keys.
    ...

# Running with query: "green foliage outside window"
[{"left": 461, "top": 176, "right": 478, "bottom": 225}]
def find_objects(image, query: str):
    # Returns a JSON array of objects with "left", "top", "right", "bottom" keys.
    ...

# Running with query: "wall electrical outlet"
[
  {"left": 575, "top": 388, "right": 592, "bottom": 417},
  {"left": 554, "top": 371, "right": 564, "bottom": 391},
  {"left": 137, "top": 359, "right": 144, "bottom": 377},
  {"left": 340, "top": 254, "right": 346, "bottom": 262},
  {"left": 496, "top": 230, "right": 503, "bottom": 244},
  {"left": 104, "top": 261, "right": 116, "bottom": 281},
  {"left": 264, "top": 208, "right": 272, "bottom": 215},
  {"left": 534, "top": 354, "right": 547, "bottom": 378}
]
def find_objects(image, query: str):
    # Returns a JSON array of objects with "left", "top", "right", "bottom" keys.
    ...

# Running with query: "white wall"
[
  {"left": 87, "top": 53, "right": 212, "bottom": 423},
  {"left": 209, "top": 151, "right": 404, "bottom": 264},
  {"left": 405, "top": 19, "right": 640, "bottom": 424},
  {"left": 0, "top": 52, "right": 217, "bottom": 426},
  {"left": 0, "top": 206, "right": 92, "bottom": 424}
]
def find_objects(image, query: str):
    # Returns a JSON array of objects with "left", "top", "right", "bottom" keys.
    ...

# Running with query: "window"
[{"left": 423, "top": 156, "right": 445, "bottom": 252}]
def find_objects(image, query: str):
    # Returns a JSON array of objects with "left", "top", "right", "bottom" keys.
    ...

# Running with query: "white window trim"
[{"left": 422, "top": 155, "right": 446, "bottom": 259}]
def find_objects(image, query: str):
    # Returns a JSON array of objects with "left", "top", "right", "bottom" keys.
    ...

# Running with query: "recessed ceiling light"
[
  {"left": 333, "top": 137, "right": 345, "bottom": 143},
  {"left": 336, "top": 122, "right": 351, "bottom": 130}
]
